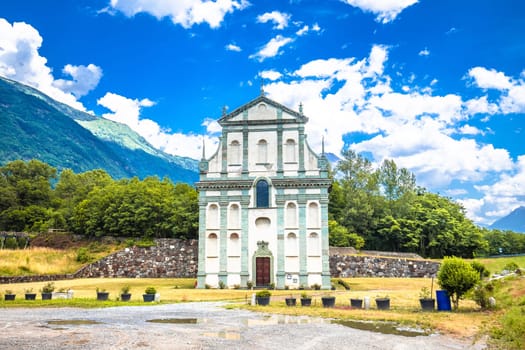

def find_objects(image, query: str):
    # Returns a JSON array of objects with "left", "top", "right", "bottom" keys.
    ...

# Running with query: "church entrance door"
[{"left": 256, "top": 257, "right": 271, "bottom": 287}]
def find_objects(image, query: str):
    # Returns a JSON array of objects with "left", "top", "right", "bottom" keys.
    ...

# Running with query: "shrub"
[
  {"left": 472, "top": 282, "right": 496, "bottom": 310},
  {"left": 311, "top": 283, "right": 321, "bottom": 290},
  {"left": 120, "top": 285, "right": 131, "bottom": 294},
  {"left": 503, "top": 262, "right": 519, "bottom": 272},
  {"left": 437, "top": 256, "right": 480, "bottom": 310},
  {"left": 471, "top": 261, "right": 490, "bottom": 278},
  {"left": 218, "top": 280, "right": 226, "bottom": 289},
  {"left": 256, "top": 289, "right": 271, "bottom": 298},
  {"left": 144, "top": 286, "right": 157, "bottom": 294},
  {"left": 76, "top": 247, "right": 92, "bottom": 263},
  {"left": 41, "top": 282, "right": 55, "bottom": 293}
]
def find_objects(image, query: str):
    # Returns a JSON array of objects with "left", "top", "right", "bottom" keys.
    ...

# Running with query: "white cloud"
[
  {"left": 0, "top": 18, "right": 99, "bottom": 111},
  {"left": 468, "top": 67, "right": 512, "bottom": 90},
  {"left": 256, "top": 11, "right": 291, "bottom": 30},
  {"left": 296, "top": 25, "right": 309, "bottom": 36},
  {"left": 418, "top": 48, "right": 430, "bottom": 56},
  {"left": 97, "top": 91, "right": 218, "bottom": 159},
  {"left": 260, "top": 70, "right": 282, "bottom": 81},
  {"left": 249, "top": 35, "right": 293, "bottom": 62},
  {"left": 225, "top": 43, "right": 242, "bottom": 52},
  {"left": 54, "top": 64, "right": 103, "bottom": 98},
  {"left": 257, "top": 45, "right": 525, "bottom": 225},
  {"left": 108, "top": 0, "right": 250, "bottom": 29},
  {"left": 342, "top": 0, "right": 419, "bottom": 24}
]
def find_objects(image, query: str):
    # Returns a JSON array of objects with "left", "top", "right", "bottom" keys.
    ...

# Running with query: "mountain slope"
[
  {"left": 490, "top": 206, "right": 525, "bottom": 233},
  {"left": 0, "top": 76, "right": 198, "bottom": 183}
]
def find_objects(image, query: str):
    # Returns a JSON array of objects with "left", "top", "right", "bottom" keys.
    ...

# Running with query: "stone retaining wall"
[
  {"left": 330, "top": 254, "right": 440, "bottom": 278},
  {"left": 0, "top": 239, "right": 439, "bottom": 283}
]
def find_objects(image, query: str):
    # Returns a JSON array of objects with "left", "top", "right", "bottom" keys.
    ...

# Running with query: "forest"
[{"left": 1, "top": 158, "right": 524, "bottom": 258}]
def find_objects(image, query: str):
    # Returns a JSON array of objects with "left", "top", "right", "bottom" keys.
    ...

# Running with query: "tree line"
[
  {"left": 328, "top": 150, "right": 525, "bottom": 258},
  {"left": 1, "top": 158, "right": 524, "bottom": 258},
  {"left": 0, "top": 159, "right": 198, "bottom": 239}
]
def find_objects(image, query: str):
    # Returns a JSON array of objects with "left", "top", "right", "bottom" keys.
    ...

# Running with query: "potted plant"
[
  {"left": 143, "top": 286, "right": 157, "bottom": 302},
  {"left": 255, "top": 289, "right": 271, "bottom": 306},
  {"left": 419, "top": 287, "right": 435, "bottom": 311},
  {"left": 321, "top": 294, "right": 336, "bottom": 308},
  {"left": 41, "top": 282, "right": 55, "bottom": 300},
  {"left": 375, "top": 295, "right": 390, "bottom": 310},
  {"left": 24, "top": 288, "right": 37, "bottom": 300},
  {"left": 300, "top": 292, "right": 312, "bottom": 307},
  {"left": 96, "top": 287, "right": 109, "bottom": 301},
  {"left": 350, "top": 296, "right": 363, "bottom": 309},
  {"left": 246, "top": 280, "right": 253, "bottom": 290},
  {"left": 4, "top": 289, "right": 16, "bottom": 301},
  {"left": 120, "top": 285, "right": 132, "bottom": 301},
  {"left": 285, "top": 294, "right": 296, "bottom": 306}
]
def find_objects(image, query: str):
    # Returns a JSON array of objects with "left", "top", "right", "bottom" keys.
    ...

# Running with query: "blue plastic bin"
[{"left": 436, "top": 290, "right": 451, "bottom": 311}]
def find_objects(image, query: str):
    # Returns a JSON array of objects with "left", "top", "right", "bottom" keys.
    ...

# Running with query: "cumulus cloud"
[
  {"left": 418, "top": 48, "right": 430, "bottom": 56},
  {"left": 256, "top": 11, "right": 291, "bottom": 29},
  {"left": 258, "top": 45, "right": 524, "bottom": 225},
  {"left": 341, "top": 0, "right": 419, "bottom": 23},
  {"left": 97, "top": 92, "right": 218, "bottom": 159},
  {"left": 108, "top": 0, "right": 250, "bottom": 28},
  {"left": 225, "top": 43, "right": 242, "bottom": 52},
  {"left": 468, "top": 67, "right": 512, "bottom": 90},
  {"left": 249, "top": 35, "right": 293, "bottom": 62},
  {"left": 0, "top": 18, "right": 99, "bottom": 111},
  {"left": 260, "top": 70, "right": 282, "bottom": 81},
  {"left": 54, "top": 64, "right": 103, "bottom": 98}
]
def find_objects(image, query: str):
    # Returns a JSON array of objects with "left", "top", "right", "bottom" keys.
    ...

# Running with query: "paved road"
[{"left": 0, "top": 302, "right": 486, "bottom": 349}]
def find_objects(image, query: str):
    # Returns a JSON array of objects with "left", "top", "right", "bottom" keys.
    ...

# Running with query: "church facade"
[{"left": 196, "top": 94, "right": 331, "bottom": 289}]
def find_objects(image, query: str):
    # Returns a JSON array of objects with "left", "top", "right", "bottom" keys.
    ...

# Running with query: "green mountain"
[
  {"left": 0, "top": 76, "right": 198, "bottom": 183},
  {"left": 490, "top": 206, "right": 525, "bottom": 233}
]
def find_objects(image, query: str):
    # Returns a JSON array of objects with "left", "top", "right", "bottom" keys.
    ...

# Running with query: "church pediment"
[{"left": 219, "top": 95, "right": 307, "bottom": 126}]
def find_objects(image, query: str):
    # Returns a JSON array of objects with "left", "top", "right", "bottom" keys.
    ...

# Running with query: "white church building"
[{"left": 196, "top": 93, "right": 331, "bottom": 289}]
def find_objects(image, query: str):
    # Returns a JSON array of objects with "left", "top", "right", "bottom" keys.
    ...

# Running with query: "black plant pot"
[
  {"left": 97, "top": 292, "right": 109, "bottom": 301},
  {"left": 4, "top": 294, "right": 16, "bottom": 301},
  {"left": 285, "top": 298, "right": 296, "bottom": 306},
  {"left": 321, "top": 296, "right": 336, "bottom": 308},
  {"left": 143, "top": 294, "right": 155, "bottom": 302},
  {"left": 375, "top": 298, "right": 390, "bottom": 310},
  {"left": 350, "top": 298, "right": 363, "bottom": 309},
  {"left": 25, "top": 293, "right": 37, "bottom": 300},
  {"left": 419, "top": 298, "right": 435, "bottom": 311},
  {"left": 41, "top": 292, "right": 52, "bottom": 300},
  {"left": 121, "top": 293, "right": 132, "bottom": 302},
  {"left": 300, "top": 298, "right": 312, "bottom": 307},
  {"left": 256, "top": 296, "right": 270, "bottom": 306}
]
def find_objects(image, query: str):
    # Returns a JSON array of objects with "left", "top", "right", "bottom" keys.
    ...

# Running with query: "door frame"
[{"left": 252, "top": 240, "right": 273, "bottom": 287}]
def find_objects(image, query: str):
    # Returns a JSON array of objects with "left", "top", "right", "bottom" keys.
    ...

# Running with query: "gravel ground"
[{"left": 0, "top": 302, "right": 486, "bottom": 350}]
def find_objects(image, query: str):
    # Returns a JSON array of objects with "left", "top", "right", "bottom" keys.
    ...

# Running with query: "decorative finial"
[
  {"left": 322, "top": 136, "right": 325, "bottom": 155},
  {"left": 201, "top": 137, "right": 206, "bottom": 160},
  {"left": 260, "top": 79, "right": 265, "bottom": 96},
  {"left": 222, "top": 105, "right": 228, "bottom": 116},
  {"left": 299, "top": 102, "right": 303, "bottom": 115}
]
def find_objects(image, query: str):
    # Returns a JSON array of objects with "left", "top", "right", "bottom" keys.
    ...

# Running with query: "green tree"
[
  {"left": 328, "top": 219, "right": 365, "bottom": 249},
  {"left": 437, "top": 256, "right": 480, "bottom": 310}
]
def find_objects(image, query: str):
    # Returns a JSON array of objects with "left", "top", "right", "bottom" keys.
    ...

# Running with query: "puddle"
[
  {"left": 242, "top": 314, "right": 330, "bottom": 327},
  {"left": 203, "top": 331, "right": 241, "bottom": 340},
  {"left": 332, "top": 320, "right": 429, "bottom": 337},
  {"left": 47, "top": 320, "right": 102, "bottom": 326},
  {"left": 146, "top": 318, "right": 199, "bottom": 324}
]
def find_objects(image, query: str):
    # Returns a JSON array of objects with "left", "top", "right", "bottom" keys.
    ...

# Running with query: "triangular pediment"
[{"left": 218, "top": 95, "right": 307, "bottom": 126}]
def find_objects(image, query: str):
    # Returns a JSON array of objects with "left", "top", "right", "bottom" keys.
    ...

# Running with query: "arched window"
[
  {"left": 285, "top": 139, "right": 296, "bottom": 163},
  {"left": 229, "top": 140, "right": 241, "bottom": 165},
  {"left": 308, "top": 202, "right": 319, "bottom": 228},
  {"left": 257, "top": 139, "right": 268, "bottom": 163},
  {"left": 207, "top": 204, "right": 219, "bottom": 228},
  {"left": 307, "top": 232, "right": 320, "bottom": 256},
  {"left": 206, "top": 233, "right": 218, "bottom": 257},
  {"left": 286, "top": 202, "right": 297, "bottom": 228},
  {"left": 286, "top": 232, "right": 298, "bottom": 256},
  {"left": 228, "top": 204, "right": 240, "bottom": 229},
  {"left": 228, "top": 233, "right": 240, "bottom": 256},
  {"left": 256, "top": 180, "right": 269, "bottom": 208}
]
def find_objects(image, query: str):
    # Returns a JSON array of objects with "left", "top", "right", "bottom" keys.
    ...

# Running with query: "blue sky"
[{"left": 1, "top": 0, "right": 524, "bottom": 226}]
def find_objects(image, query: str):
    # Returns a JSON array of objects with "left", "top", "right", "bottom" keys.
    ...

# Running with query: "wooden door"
[{"left": 256, "top": 257, "right": 271, "bottom": 286}]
